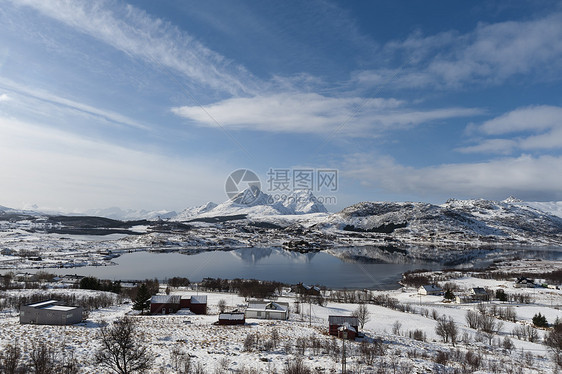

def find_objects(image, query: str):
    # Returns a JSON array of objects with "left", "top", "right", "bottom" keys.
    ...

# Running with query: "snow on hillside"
[
  {"left": 173, "top": 202, "right": 218, "bottom": 221},
  {"left": 0, "top": 275, "right": 560, "bottom": 373},
  {"left": 325, "top": 198, "right": 562, "bottom": 245},
  {"left": 522, "top": 201, "right": 562, "bottom": 219}
]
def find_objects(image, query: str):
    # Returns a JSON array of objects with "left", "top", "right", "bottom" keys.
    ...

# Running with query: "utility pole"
[
  {"left": 341, "top": 333, "right": 346, "bottom": 374},
  {"left": 309, "top": 298, "right": 312, "bottom": 327}
]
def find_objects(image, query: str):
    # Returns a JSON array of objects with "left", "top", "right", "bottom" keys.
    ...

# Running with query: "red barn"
[
  {"left": 179, "top": 295, "right": 207, "bottom": 315},
  {"left": 150, "top": 295, "right": 181, "bottom": 314},
  {"left": 189, "top": 295, "right": 207, "bottom": 315},
  {"left": 328, "top": 315, "right": 359, "bottom": 340}
]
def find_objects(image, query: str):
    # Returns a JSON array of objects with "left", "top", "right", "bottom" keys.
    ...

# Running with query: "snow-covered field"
[{"left": 1, "top": 273, "right": 561, "bottom": 373}]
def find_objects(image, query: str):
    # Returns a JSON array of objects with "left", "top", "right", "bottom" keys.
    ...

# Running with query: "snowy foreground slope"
[{"left": 0, "top": 271, "right": 560, "bottom": 373}]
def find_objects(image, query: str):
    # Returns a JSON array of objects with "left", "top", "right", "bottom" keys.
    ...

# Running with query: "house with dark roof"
[
  {"left": 470, "top": 287, "right": 489, "bottom": 301},
  {"left": 515, "top": 277, "right": 535, "bottom": 288},
  {"left": 418, "top": 285, "right": 443, "bottom": 296}
]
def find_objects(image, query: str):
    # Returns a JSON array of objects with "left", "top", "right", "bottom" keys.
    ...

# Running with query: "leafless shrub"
[
  {"left": 502, "top": 336, "right": 515, "bottom": 353},
  {"left": 94, "top": 317, "right": 152, "bottom": 374},
  {"left": 295, "top": 337, "right": 307, "bottom": 356},
  {"left": 392, "top": 320, "right": 402, "bottom": 335},
  {"left": 283, "top": 357, "right": 312, "bottom": 374},
  {"left": 431, "top": 309, "right": 439, "bottom": 320},
  {"left": 434, "top": 351, "right": 449, "bottom": 365},
  {"left": 0, "top": 343, "right": 22, "bottom": 374},
  {"left": 243, "top": 333, "right": 256, "bottom": 352},
  {"left": 436, "top": 316, "right": 458, "bottom": 346},
  {"left": 466, "top": 310, "right": 480, "bottom": 329},
  {"left": 352, "top": 303, "right": 370, "bottom": 329},
  {"left": 359, "top": 340, "right": 385, "bottom": 365},
  {"left": 171, "top": 347, "right": 192, "bottom": 374},
  {"left": 29, "top": 342, "right": 57, "bottom": 374},
  {"left": 465, "top": 350, "right": 481, "bottom": 370},
  {"left": 409, "top": 329, "right": 426, "bottom": 342}
]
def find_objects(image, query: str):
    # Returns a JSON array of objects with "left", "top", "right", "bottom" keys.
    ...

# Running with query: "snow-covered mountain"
[
  {"left": 328, "top": 198, "right": 562, "bottom": 243},
  {"left": 173, "top": 187, "right": 328, "bottom": 220},
  {"left": 519, "top": 201, "right": 562, "bottom": 219},
  {"left": 174, "top": 202, "right": 218, "bottom": 221}
]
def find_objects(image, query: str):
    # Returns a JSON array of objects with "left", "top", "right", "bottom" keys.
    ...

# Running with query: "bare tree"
[
  {"left": 546, "top": 323, "right": 562, "bottom": 369},
  {"left": 466, "top": 310, "right": 480, "bottom": 329},
  {"left": 479, "top": 314, "right": 503, "bottom": 345},
  {"left": 0, "top": 343, "right": 22, "bottom": 374},
  {"left": 29, "top": 342, "right": 58, "bottom": 374},
  {"left": 352, "top": 303, "right": 370, "bottom": 329},
  {"left": 435, "top": 316, "right": 458, "bottom": 346},
  {"left": 283, "top": 357, "right": 312, "bottom": 374},
  {"left": 95, "top": 317, "right": 153, "bottom": 374}
]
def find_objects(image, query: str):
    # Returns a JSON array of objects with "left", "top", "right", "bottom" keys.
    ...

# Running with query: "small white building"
[
  {"left": 245, "top": 301, "right": 289, "bottom": 320},
  {"left": 418, "top": 285, "right": 443, "bottom": 296}
]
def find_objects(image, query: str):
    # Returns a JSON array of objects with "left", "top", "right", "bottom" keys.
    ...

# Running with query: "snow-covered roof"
[
  {"left": 27, "top": 300, "right": 58, "bottom": 308},
  {"left": 151, "top": 295, "right": 181, "bottom": 304},
  {"left": 44, "top": 305, "right": 77, "bottom": 311},
  {"left": 338, "top": 322, "right": 357, "bottom": 333},
  {"left": 419, "top": 285, "right": 442, "bottom": 291},
  {"left": 328, "top": 315, "right": 358, "bottom": 326},
  {"left": 219, "top": 313, "right": 245, "bottom": 320},
  {"left": 190, "top": 295, "right": 207, "bottom": 304},
  {"left": 247, "top": 301, "right": 288, "bottom": 311}
]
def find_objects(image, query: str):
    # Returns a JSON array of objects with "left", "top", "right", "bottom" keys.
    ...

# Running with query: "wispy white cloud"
[
  {"left": 12, "top": 0, "right": 258, "bottom": 96},
  {"left": 343, "top": 153, "right": 562, "bottom": 201},
  {"left": 460, "top": 106, "right": 562, "bottom": 154},
  {"left": 0, "top": 93, "right": 10, "bottom": 102},
  {"left": 478, "top": 105, "right": 562, "bottom": 135},
  {"left": 172, "top": 93, "right": 481, "bottom": 136},
  {"left": 0, "top": 77, "right": 148, "bottom": 130},
  {"left": 357, "top": 12, "right": 562, "bottom": 89},
  {"left": 0, "top": 116, "right": 229, "bottom": 211}
]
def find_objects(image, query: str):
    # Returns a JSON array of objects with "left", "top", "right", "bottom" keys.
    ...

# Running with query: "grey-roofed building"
[
  {"left": 20, "top": 300, "right": 83, "bottom": 325},
  {"left": 245, "top": 301, "right": 289, "bottom": 320}
]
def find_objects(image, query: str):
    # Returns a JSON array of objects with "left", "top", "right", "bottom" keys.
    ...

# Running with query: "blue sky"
[{"left": 1, "top": 0, "right": 562, "bottom": 212}]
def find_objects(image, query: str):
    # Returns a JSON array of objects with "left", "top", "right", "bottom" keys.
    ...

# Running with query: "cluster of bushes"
[
  {"left": 79, "top": 276, "right": 121, "bottom": 294},
  {"left": 0, "top": 341, "right": 80, "bottom": 374},
  {"left": 199, "top": 277, "right": 284, "bottom": 299}
]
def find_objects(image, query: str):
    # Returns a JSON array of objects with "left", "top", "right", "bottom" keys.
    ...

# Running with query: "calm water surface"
[{"left": 12, "top": 246, "right": 562, "bottom": 289}]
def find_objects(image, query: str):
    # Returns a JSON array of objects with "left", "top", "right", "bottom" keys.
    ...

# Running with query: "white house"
[
  {"left": 418, "top": 285, "right": 443, "bottom": 296},
  {"left": 245, "top": 301, "right": 289, "bottom": 320}
]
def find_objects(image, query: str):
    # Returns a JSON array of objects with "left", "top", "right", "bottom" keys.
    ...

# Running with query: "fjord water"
[
  {"left": 23, "top": 248, "right": 441, "bottom": 289},
  {"left": 14, "top": 246, "right": 562, "bottom": 289}
]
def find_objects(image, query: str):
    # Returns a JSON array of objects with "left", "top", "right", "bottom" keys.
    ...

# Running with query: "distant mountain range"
[{"left": 2, "top": 192, "right": 562, "bottom": 246}]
